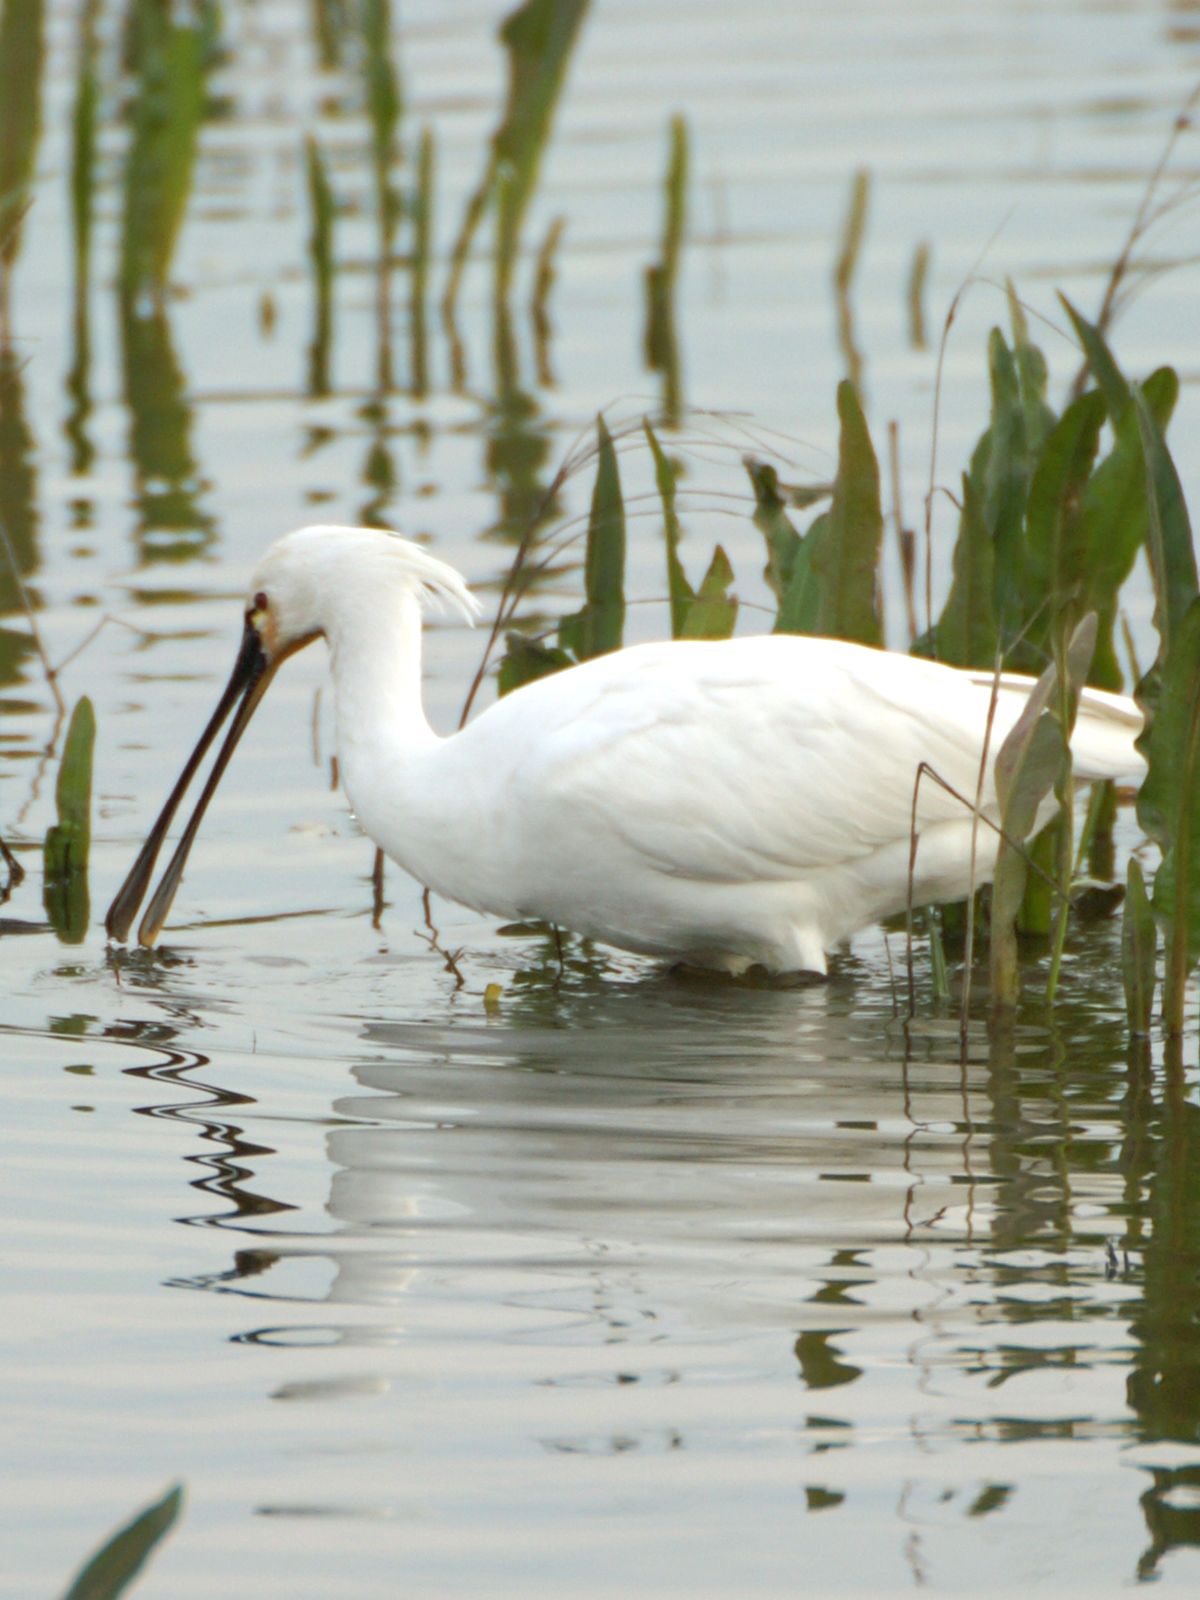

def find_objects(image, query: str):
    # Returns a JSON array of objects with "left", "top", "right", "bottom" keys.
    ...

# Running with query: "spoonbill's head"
[
  {"left": 105, "top": 525, "right": 478, "bottom": 948},
  {"left": 246, "top": 523, "right": 480, "bottom": 660}
]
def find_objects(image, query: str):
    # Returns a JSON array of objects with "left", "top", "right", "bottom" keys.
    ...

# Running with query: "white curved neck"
[{"left": 326, "top": 588, "right": 439, "bottom": 779}]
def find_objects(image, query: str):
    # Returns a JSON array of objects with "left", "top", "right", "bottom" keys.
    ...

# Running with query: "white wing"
[{"left": 485, "top": 636, "right": 1141, "bottom": 888}]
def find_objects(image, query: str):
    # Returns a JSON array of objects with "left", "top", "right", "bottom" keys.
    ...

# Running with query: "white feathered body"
[{"left": 320, "top": 546, "right": 1144, "bottom": 974}]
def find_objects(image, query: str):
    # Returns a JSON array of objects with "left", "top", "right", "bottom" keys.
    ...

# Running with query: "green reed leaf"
[
  {"left": 558, "top": 413, "right": 625, "bottom": 660},
  {"left": 745, "top": 459, "right": 801, "bottom": 604},
  {"left": 1024, "top": 388, "right": 1105, "bottom": 629},
  {"left": 932, "top": 471, "right": 996, "bottom": 667},
  {"left": 1079, "top": 365, "right": 1177, "bottom": 688},
  {"left": 777, "top": 381, "right": 882, "bottom": 645},
  {"left": 43, "top": 696, "right": 95, "bottom": 944},
  {"left": 680, "top": 545, "right": 738, "bottom": 640},
  {"left": 497, "top": 631, "right": 573, "bottom": 696},
  {"left": 645, "top": 419, "right": 692, "bottom": 637},
  {"left": 62, "top": 1483, "right": 182, "bottom": 1600}
]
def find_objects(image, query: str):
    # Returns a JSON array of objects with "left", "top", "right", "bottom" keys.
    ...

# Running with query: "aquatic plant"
[
  {"left": 61, "top": 1483, "right": 182, "bottom": 1600},
  {"left": 42, "top": 695, "right": 94, "bottom": 944}
]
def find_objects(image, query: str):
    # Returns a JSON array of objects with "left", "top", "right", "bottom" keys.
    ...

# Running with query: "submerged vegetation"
[{"left": 0, "top": 0, "right": 1197, "bottom": 1051}]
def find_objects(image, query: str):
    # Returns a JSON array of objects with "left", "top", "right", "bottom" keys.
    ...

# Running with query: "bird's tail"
[{"left": 1069, "top": 685, "right": 1145, "bottom": 784}]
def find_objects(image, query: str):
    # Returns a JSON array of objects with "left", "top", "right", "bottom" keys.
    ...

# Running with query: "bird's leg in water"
[
  {"left": 372, "top": 848, "right": 386, "bottom": 929},
  {"left": 553, "top": 925, "right": 566, "bottom": 983}
]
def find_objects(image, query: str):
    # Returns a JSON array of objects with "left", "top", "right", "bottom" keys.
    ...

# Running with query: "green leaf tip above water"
[
  {"left": 745, "top": 458, "right": 801, "bottom": 604},
  {"left": 646, "top": 419, "right": 736, "bottom": 640},
  {"left": 775, "top": 379, "right": 882, "bottom": 645},
  {"left": 558, "top": 412, "right": 626, "bottom": 661},
  {"left": 1024, "top": 388, "right": 1105, "bottom": 619},
  {"left": 680, "top": 544, "right": 738, "bottom": 641},
  {"left": 932, "top": 471, "right": 996, "bottom": 669},
  {"left": 62, "top": 1482, "right": 183, "bottom": 1600},
  {"left": 497, "top": 631, "right": 573, "bottom": 696},
  {"left": 43, "top": 695, "right": 95, "bottom": 945}
]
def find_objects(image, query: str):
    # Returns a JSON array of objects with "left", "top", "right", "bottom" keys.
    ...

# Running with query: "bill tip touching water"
[{"left": 106, "top": 523, "right": 1146, "bottom": 974}]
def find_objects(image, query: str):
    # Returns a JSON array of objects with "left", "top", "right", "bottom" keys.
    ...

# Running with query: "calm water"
[{"left": 4, "top": 1, "right": 1200, "bottom": 1593}]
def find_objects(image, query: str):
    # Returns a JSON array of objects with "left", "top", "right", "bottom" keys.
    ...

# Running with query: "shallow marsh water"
[{"left": 4, "top": 1, "right": 1200, "bottom": 1594}]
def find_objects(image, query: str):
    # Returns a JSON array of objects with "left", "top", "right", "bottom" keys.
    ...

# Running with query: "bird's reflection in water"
[{"left": 119, "top": 943, "right": 1200, "bottom": 1579}]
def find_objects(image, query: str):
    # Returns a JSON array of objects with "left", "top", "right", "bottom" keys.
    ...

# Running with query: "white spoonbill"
[{"left": 107, "top": 524, "right": 1145, "bottom": 974}]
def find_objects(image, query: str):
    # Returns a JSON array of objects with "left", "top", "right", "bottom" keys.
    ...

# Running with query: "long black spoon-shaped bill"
[{"left": 105, "top": 622, "right": 268, "bottom": 945}]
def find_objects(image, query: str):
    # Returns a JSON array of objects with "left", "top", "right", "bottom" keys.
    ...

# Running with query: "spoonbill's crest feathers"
[{"left": 248, "top": 524, "right": 481, "bottom": 649}]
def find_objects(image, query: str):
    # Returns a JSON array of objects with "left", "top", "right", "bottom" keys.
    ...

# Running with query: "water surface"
[{"left": 4, "top": 1, "right": 1200, "bottom": 1593}]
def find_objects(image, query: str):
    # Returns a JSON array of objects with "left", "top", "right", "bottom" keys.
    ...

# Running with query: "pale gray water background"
[{"left": 4, "top": 1, "right": 1200, "bottom": 1593}]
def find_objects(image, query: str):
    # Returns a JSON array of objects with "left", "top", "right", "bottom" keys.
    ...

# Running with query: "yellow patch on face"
[{"left": 250, "top": 603, "right": 277, "bottom": 657}]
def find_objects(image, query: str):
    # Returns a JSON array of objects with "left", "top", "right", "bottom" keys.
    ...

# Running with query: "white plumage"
[{"left": 107, "top": 525, "right": 1146, "bottom": 974}]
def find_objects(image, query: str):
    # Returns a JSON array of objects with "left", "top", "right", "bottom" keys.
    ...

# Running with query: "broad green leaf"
[
  {"left": 1123, "top": 855, "right": 1157, "bottom": 1036},
  {"left": 1059, "top": 292, "right": 1131, "bottom": 418},
  {"left": 974, "top": 333, "right": 1025, "bottom": 631},
  {"left": 745, "top": 459, "right": 801, "bottom": 603},
  {"left": 776, "top": 382, "right": 882, "bottom": 644},
  {"left": 43, "top": 696, "right": 95, "bottom": 944},
  {"left": 680, "top": 545, "right": 738, "bottom": 640},
  {"left": 62, "top": 1483, "right": 182, "bottom": 1600},
  {"left": 933, "top": 471, "right": 996, "bottom": 667},
  {"left": 774, "top": 509, "right": 825, "bottom": 636},
  {"left": 497, "top": 631, "right": 573, "bottom": 695},
  {"left": 645, "top": 419, "right": 693, "bottom": 636},
  {"left": 1078, "top": 365, "right": 1177, "bottom": 688},
  {"left": 1024, "top": 388, "right": 1105, "bottom": 630},
  {"left": 818, "top": 379, "right": 883, "bottom": 644},
  {"left": 1006, "top": 281, "right": 1055, "bottom": 463},
  {"left": 558, "top": 413, "right": 625, "bottom": 659}
]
